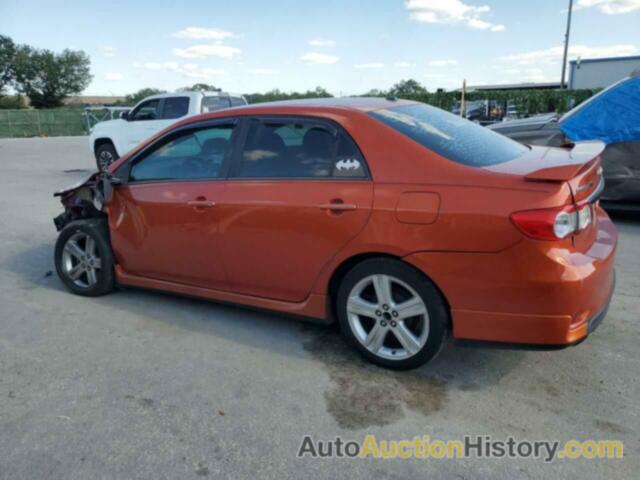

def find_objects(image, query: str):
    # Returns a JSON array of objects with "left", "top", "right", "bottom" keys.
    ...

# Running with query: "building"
[
  {"left": 568, "top": 55, "right": 640, "bottom": 89},
  {"left": 63, "top": 95, "right": 126, "bottom": 106}
]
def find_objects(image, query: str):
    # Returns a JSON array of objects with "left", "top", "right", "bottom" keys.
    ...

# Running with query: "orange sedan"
[{"left": 53, "top": 98, "right": 617, "bottom": 369}]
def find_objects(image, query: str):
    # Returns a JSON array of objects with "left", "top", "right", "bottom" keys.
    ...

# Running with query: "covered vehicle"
[{"left": 489, "top": 72, "right": 640, "bottom": 205}]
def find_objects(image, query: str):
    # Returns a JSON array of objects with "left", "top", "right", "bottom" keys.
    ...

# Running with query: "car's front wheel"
[
  {"left": 337, "top": 258, "right": 449, "bottom": 370},
  {"left": 54, "top": 219, "right": 115, "bottom": 296}
]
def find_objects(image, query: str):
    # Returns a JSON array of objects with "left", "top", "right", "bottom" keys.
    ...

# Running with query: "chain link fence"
[{"left": 0, "top": 109, "right": 87, "bottom": 138}]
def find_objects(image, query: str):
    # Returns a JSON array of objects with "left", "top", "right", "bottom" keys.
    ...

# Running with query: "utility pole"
[{"left": 561, "top": 0, "right": 574, "bottom": 89}]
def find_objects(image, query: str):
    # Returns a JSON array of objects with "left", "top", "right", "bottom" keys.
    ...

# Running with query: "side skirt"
[{"left": 114, "top": 265, "right": 331, "bottom": 324}]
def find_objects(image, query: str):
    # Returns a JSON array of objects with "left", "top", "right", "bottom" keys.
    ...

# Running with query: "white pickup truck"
[{"left": 89, "top": 91, "right": 247, "bottom": 170}]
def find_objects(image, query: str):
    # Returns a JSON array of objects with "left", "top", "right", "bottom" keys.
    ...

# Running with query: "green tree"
[
  {"left": 0, "top": 35, "right": 17, "bottom": 94},
  {"left": 388, "top": 79, "right": 427, "bottom": 97},
  {"left": 123, "top": 88, "right": 166, "bottom": 105},
  {"left": 362, "top": 88, "right": 385, "bottom": 97},
  {"left": 12, "top": 46, "right": 92, "bottom": 108},
  {"left": 179, "top": 83, "right": 221, "bottom": 92},
  {"left": 244, "top": 86, "right": 333, "bottom": 104},
  {"left": 310, "top": 86, "right": 332, "bottom": 98}
]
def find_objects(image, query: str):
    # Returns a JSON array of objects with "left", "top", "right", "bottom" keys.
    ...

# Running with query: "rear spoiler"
[{"left": 524, "top": 141, "right": 605, "bottom": 182}]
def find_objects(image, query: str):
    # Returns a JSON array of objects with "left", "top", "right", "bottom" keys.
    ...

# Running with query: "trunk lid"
[{"left": 485, "top": 141, "right": 605, "bottom": 203}]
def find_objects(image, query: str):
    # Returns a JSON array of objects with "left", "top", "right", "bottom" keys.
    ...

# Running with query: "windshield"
[{"left": 370, "top": 104, "right": 529, "bottom": 167}]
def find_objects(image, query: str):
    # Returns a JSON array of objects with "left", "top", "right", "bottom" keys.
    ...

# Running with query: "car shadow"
[{"left": 5, "top": 242, "right": 528, "bottom": 429}]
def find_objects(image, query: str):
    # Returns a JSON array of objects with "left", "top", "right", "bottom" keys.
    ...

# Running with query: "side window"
[
  {"left": 230, "top": 97, "right": 246, "bottom": 107},
  {"left": 130, "top": 99, "right": 161, "bottom": 121},
  {"left": 202, "top": 96, "right": 231, "bottom": 113},
  {"left": 129, "top": 125, "right": 235, "bottom": 182},
  {"left": 233, "top": 119, "right": 367, "bottom": 179},
  {"left": 162, "top": 97, "right": 190, "bottom": 119},
  {"left": 332, "top": 132, "right": 367, "bottom": 178}
]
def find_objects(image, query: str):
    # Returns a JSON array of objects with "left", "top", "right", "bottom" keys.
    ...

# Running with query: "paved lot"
[{"left": 0, "top": 136, "right": 638, "bottom": 479}]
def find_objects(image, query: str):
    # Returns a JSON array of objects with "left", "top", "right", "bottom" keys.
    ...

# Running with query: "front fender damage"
[{"left": 53, "top": 172, "right": 110, "bottom": 231}]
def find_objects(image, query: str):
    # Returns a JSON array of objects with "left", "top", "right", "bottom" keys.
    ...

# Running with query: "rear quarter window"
[{"left": 370, "top": 104, "right": 528, "bottom": 167}]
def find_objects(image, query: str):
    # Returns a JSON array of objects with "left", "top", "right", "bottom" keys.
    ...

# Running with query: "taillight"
[{"left": 511, "top": 203, "right": 592, "bottom": 241}]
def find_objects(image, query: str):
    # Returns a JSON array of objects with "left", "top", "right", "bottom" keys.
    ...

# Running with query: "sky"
[{"left": 1, "top": 0, "right": 639, "bottom": 96}]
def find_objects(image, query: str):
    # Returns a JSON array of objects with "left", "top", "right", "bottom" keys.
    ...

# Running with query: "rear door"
[{"left": 217, "top": 116, "right": 374, "bottom": 302}]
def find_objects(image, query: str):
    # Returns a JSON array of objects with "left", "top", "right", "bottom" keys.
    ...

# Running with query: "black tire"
[
  {"left": 54, "top": 218, "right": 115, "bottom": 297},
  {"left": 95, "top": 142, "right": 119, "bottom": 171},
  {"left": 336, "top": 258, "right": 449, "bottom": 370}
]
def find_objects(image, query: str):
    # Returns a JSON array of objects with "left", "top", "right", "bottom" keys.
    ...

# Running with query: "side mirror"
[
  {"left": 100, "top": 173, "right": 124, "bottom": 204},
  {"left": 108, "top": 174, "right": 124, "bottom": 185},
  {"left": 120, "top": 111, "right": 130, "bottom": 121}
]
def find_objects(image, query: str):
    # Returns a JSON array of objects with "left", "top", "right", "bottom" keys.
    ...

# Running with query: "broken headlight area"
[{"left": 53, "top": 172, "right": 109, "bottom": 231}]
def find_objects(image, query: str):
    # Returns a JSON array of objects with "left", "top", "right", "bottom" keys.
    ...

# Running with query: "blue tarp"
[{"left": 561, "top": 76, "right": 640, "bottom": 145}]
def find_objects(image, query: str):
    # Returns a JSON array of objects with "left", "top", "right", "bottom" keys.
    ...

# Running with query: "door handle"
[
  {"left": 319, "top": 201, "right": 357, "bottom": 211},
  {"left": 187, "top": 200, "right": 216, "bottom": 208}
]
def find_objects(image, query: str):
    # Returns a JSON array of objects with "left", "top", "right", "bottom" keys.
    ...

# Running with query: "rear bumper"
[
  {"left": 405, "top": 206, "right": 617, "bottom": 345},
  {"left": 587, "top": 270, "right": 615, "bottom": 336}
]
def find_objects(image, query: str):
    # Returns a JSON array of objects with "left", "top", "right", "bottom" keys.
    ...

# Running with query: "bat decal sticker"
[{"left": 336, "top": 158, "right": 361, "bottom": 171}]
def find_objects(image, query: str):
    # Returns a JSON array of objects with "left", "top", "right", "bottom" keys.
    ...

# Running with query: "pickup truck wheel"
[{"left": 95, "top": 143, "right": 119, "bottom": 171}]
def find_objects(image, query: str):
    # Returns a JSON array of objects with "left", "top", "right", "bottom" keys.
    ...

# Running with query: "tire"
[
  {"left": 95, "top": 142, "right": 119, "bottom": 172},
  {"left": 54, "top": 218, "right": 115, "bottom": 297},
  {"left": 336, "top": 258, "right": 449, "bottom": 370}
]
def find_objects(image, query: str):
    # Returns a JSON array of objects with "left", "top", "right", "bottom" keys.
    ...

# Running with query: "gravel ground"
[{"left": 0, "top": 136, "right": 638, "bottom": 479}]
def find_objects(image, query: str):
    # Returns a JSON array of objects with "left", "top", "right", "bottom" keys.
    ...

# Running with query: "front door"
[
  {"left": 218, "top": 117, "right": 373, "bottom": 302},
  {"left": 109, "top": 122, "right": 237, "bottom": 289}
]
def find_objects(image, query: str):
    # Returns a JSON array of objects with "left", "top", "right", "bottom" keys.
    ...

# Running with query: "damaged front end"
[{"left": 53, "top": 172, "right": 119, "bottom": 231}]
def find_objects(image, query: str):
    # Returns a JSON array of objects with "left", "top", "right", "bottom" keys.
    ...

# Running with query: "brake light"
[{"left": 510, "top": 203, "right": 592, "bottom": 241}]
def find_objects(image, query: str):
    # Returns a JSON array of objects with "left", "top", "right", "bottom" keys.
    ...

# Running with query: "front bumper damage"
[{"left": 53, "top": 172, "right": 108, "bottom": 231}]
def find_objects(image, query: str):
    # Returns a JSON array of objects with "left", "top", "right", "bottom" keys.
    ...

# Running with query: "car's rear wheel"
[
  {"left": 95, "top": 143, "right": 118, "bottom": 172},
  {"left": 336, "top": 258, "right": 449, "bottom": 370},
  {"left": 54, "top": 219, "right": 115, "bottom": 296}
]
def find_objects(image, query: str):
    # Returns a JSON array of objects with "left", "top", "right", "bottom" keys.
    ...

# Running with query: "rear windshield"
[{"left": 370, "top": 104, "right": 528, "bottom": 166}]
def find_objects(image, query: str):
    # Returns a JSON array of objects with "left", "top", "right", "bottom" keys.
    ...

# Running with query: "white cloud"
[
  {"left": 135, "top": 62, "right": 224, "bottom": 79},
  {"left": 138, "top": 61, "right": 180, "bottom": 70},
  {"left": 308, "top": 39, "right": 336, "bottom": 47},
  {"left": 428, "top": 59, "right": 458, "bottom": 67},
  {"left": 499, "top": 68, "right": 521, "bottom": 75},
  {"left": 105, "top": 72, "right": 123, "bottom": 81},
  {"left": 172, "top": 44, "right": 241, "bottom": 59},
  {"left": 301, "top": 52, "right": 339, "bottom": 64},
  {"left": 423, "top": 73, "right": 463, "bottom": 88},
  {"left": 354, "top": 63, "right": 386, "bottom": 69},
  {"left": 248, "top": 68, "right": 277, "bottom": 75},
  {"left": 499, "top": 44, "right": 639, "bottom": 65},
  {"left": 101, "top": 46, "right": 117, "bottom": 58},
  {"left": 171, "top": 27, "right": 234, "bottom": 40},
  {"left": 394, "top": 61, "right": 413, "bottom": 68},
  {"left": 575, "top": 0, "right": 640, "bottom": 14},
  {"left": 406, "top": 0, "right": 506, "bottom": 31},
  {"left": 180, "top": 64, "right": 225, "bottom": 78}
]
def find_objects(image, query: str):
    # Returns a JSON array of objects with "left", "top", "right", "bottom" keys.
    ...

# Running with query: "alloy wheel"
[
  {"left": 346, "top": 274, "right": 429, "bottom": 361},
  {"left": 61, "top": 232, "right": 102, "bottom": 288}
]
